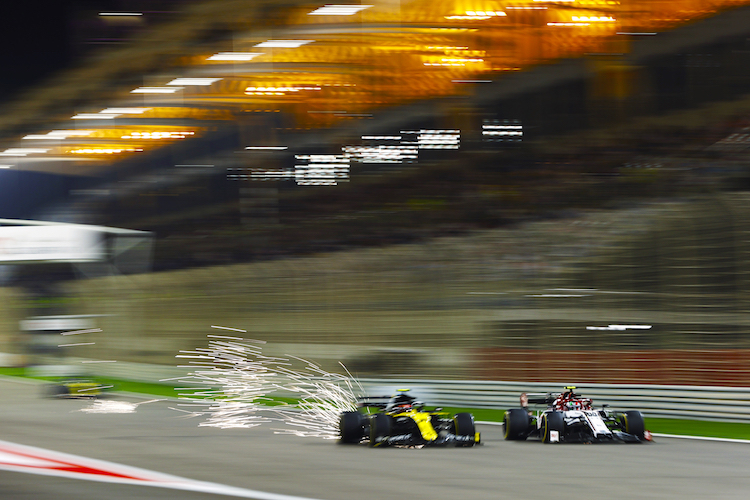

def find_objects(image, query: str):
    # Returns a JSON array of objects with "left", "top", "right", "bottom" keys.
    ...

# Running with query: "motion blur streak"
[{"left": 78, "top": 398, "right": 162, "bottom": 414}]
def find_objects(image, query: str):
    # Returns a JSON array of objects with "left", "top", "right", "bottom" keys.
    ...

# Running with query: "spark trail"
[
  {"left": 271, "top": 358, "right": 360, "bottom": 439},
  {"left": 171, "top": 333, "right": 361, "bottom": 438}
]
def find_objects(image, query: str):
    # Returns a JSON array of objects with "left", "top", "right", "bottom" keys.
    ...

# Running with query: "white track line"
[
  {"left": 0, "top": 439, "right": 323, "bottom": 500},
  {"left": 477, "top": 421, "right": 750, "bottom": 444},
  {"left": 651, "top": 433, "right": 750, "bottom": 444}
]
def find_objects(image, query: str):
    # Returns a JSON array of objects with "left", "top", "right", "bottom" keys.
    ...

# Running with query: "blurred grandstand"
[{"left": 2, "top": 1, "right": 750, "bottom": 385}]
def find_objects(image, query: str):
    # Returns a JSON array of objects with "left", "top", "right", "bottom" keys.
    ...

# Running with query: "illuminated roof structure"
[{"left": 1, "top": 0, "right": 749, "bottom": 178}]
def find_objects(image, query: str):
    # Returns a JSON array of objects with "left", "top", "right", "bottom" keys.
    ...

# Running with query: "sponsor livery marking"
[{"left": 0, "top": 439, "right": 321, "bottom": 500}]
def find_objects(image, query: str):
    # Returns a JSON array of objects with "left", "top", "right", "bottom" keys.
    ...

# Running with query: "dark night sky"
[
  {"left": 0, "top": 1, "right": 125, "bottom": 99},
  {"left": 1, "top": 2, "right": 72, "bottom": 97},
  {"left": 0, "top": 1, "right": 118, "bottom": 219}
]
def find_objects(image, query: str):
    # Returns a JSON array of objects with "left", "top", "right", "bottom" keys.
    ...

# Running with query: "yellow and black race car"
[
  {"left": 339, "top": 389, "right": 480, "bottom": 447},
  {"left": 45, "top": 378, "right": 108, "bottom": 398}
]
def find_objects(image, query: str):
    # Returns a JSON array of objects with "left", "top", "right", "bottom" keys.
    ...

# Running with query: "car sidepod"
[
  {"left": 563, "top": 410, "right": 614, "bottom": 442},
  {"left": 384, "top": 409, "right": 436, "bottom": 447},
  {"left": 453, "top": 412, "right": 480, "bottom": 446}
]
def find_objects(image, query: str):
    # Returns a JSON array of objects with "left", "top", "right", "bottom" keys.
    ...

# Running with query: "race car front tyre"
[
  {"left": 503, "top": 408, "right": 530, "bottom": 441},
  {"left": 622, "top": 411, "right": 645, "bottom": 440},
  {"left": 369, "top": 413, "right": 392, "bottom": 447},
  {"left": 45, "top": 384, "right": 68, "bottom": 398},
  {"left": 339, "top": 411, "right": 367, "bottom": 444},
  {"left": 453, "top": 412, "right": 477, "bottom": 447},
  {"left": 541, "top": 411, "right": 564, "bottom": 444}
]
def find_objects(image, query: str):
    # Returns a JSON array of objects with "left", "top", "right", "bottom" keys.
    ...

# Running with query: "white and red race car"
[{"left": 503, "top": 386, "right": 651, "bottom": 443}]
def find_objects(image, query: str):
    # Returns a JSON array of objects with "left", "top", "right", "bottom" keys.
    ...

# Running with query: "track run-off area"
[{"left": 1, "top": 378, "right": 748, "bottom": 500}]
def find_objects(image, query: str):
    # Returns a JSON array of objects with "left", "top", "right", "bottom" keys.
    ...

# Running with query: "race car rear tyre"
[
  {"left": 453, "top": 412, "right": 476, "bottom": 447},
  {"left": 369, "top": 413, "right": 392, "bottom": 447},
  {"left": 622, "top": 411, "right": 645, "bottom": 440},
  {"left": 503, "top": 408, "right": 530, "bottom": 441},
  {"left": 339, "top": 411, "right": 367, "bottom": 444},
  {"left": 541, "top": 411, "right": 564, "bottom": 444}
]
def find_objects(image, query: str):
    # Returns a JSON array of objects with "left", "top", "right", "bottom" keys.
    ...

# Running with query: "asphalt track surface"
[{"left": 1, "top": 378, "right": 748, "bottom": 500}]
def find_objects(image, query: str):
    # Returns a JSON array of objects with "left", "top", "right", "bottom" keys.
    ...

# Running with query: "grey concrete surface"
[{"left": 0, "top": 378, "right": 748, "bottom": 500}]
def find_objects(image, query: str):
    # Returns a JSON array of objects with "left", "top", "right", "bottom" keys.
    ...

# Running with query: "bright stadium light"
[
  {"left": 308, "top": 5, "right": 372, "bottom": 15},
  {"left": 0, "top": 148, "right": 49, "bottom": 156},
  {"left": 131, "top": 87, "right": 183, "bottom": 93},
  {"left": 22, "top": 135, "right": 53, "bottom": 140},
  {"left": 254, "top": 40, "right": 314, "bottom": 48},
  {"left": 49, "top": 130, "right": 94, "bottom": 138},
  {"left": 100, "top": 108, "right": 150, "bottom": 114},
  {"left": 23, "top": 130, "right": 94, "bottom": 140},
  {"left": 71, "top": 113, "right": 120, "bottom": 120},
  {"left": 167, "top": 78, "right": 222, "bottom": 86},
  {"left": 207, "top": 52, "right": 262, "bottom": 61},
  {"left": 586, "top": 324, "right": 653, "bottom": 331}
]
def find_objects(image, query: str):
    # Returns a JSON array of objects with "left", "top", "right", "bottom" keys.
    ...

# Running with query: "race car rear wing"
[
  {"left": 356, "top": 394, "right": 424, "bottom": 410},
  {"left": 522, "top": 392, "right": 555, "bottom": 407},
  {"left": 356, "top": 396, "right": 391, "bottom": 409}
]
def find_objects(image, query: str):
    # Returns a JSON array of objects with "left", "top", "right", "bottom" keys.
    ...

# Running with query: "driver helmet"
[{"left": 388, "top": 392, "right": 414, "bottom": 412}]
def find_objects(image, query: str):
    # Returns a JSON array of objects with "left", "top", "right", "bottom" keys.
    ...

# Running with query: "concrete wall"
[{"left": 4, "top": 193, "right": 750, "bottom": 384}]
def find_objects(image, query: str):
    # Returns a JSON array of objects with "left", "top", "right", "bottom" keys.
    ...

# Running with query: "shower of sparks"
[
  {"left": 271, "top": 359, "right": 360, "bottom": 439},
  {"left": 171, "top": 338, "right": 283, "bottom": 429},
  {"left": 210, "top": 325, "right": 248, "bottom": 333},
  {"left": 77, "top": 398, "right": 163, "bottom": 414},
  {"left": 61, "top": 328, "right": 102, "bottom": 336},
  {"left": 78, "top": 385, "right": 114, "bottom": 392},
  {"left": 172, "top": 336, "right": 362, "bottom": 438}
]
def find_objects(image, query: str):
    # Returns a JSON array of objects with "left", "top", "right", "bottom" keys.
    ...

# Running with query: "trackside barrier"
[
  {"left": 75, "top": 360, "right": 750, "bottom": 423},
  {"left": 356, "top": 379, "right": 750, "bottom": 423}
]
